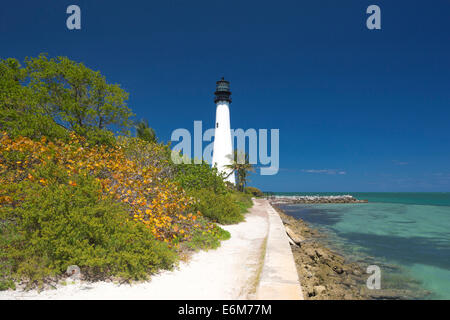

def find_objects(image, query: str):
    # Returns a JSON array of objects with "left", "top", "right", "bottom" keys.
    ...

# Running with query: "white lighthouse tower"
[{"left": 212, "top": 77, "right": 235, "bottom": 184}]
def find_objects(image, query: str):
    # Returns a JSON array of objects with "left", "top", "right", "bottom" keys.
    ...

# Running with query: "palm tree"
[
  {"left": 135, "top": 119, "right": 156, "bottom": 143},
  {"left": 225, "top": 150, "right": 255, "bottom": 192}
]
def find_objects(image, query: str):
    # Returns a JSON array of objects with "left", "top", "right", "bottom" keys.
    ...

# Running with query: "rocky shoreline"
[
  {"left": 271, "top": 203, "right": 425, "bottom": 300},
  {"left": 269, "top": 195, "right": 368, "bottom": 204}
]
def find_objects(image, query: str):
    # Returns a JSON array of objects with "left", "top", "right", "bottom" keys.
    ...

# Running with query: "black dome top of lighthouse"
[{"left": 214, "top": 77, "right": 232, "bottom": 103}]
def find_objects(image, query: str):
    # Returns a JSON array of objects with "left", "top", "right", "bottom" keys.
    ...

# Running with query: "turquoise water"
[{"left": 276, "top": 192, "right": 450, "bottom": 299}]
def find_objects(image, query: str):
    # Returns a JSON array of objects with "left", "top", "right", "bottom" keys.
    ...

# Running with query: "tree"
[
  {"left": 0, "top": 58, "right": 68, "bottom": 140},
  {"left": 27, "top": 54, "right": 134, "bottom": 132},
  {"left": 0, "top": 54, "right": 135, "bottom": 144},
  {"left": 0, "top": 58, "right": 31, "bottom": 111},
  {"left": 225, "top": 150, "right": 255, "bottom": 192},
  {"left": 135, "top": 119, "right": 157, "bottom": 143}
]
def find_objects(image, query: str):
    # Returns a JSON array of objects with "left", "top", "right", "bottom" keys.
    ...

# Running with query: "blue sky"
[{"left": 1, "top": 0, "right": 450, "bottom": 192}]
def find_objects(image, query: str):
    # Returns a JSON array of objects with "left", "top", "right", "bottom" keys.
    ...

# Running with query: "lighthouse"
[{"left": 212, "top": 78, "right": 235, "bottom": 184}]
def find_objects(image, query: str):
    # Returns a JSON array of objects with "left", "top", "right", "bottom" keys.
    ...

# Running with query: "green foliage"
[
  {"left": 0, "top": 54, "right": 134, "bottom": 145},
  {"left": 135, "top": 119, "right": 157, "bottom": 143},
  {"left": 25, "top": 54, "right": 134, "bottom": 134},
  {"left": 230, "top": 192, "right": 253, "bottom": 213},
  {"left": 0, "top": 58, "right": 68, "bottom": 142},
  {"left": 171, "top": 160, "right": 250, "bottom": 224},
  {"left": 245, "top": 186, "right": 264, "bottom": 197},
  {"left": 0, "top": 223, "right": 16, "bottom": 290},
  {"left": 186, "top": 226, "right": 231, "bottom": 251},
  {"left": 0, "top": 109, "right": 69, "bottom": 142},
  {"left": 0, "top": 58, "right": 32, "bottom": 110},
  {"left": 173, "top": 162, "right": 227, "bottom": 195},
  {"left": 79, "top": 126, "right": 117, "bottom": 146},
  {"left": 118, "top": 136, "right": 174, "bottom": 177},
  {"left": 189, "top": 189, "right": 245, "bottom": 224},
  {"left": 225, "top": 151, "right": 255, "bottom": 192},
  {"left": 0, "top": 169, "right": 177, "bottom": 289},
  {"left": 171, "top": 159, "right": 254, "bottom": 224}
]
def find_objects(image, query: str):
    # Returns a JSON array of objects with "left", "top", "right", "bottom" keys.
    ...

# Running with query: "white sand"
[{"left": 0, "top": 200, "right": 269, "bottom": 300}]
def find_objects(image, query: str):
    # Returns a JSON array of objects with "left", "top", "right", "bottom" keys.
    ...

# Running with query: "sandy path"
[{"left": 0, "top": 199, "right": 269, "bottom": 300}]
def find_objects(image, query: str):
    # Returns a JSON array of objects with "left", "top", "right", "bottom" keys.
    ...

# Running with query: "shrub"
[
  {"left": 0, "top": 172, "right": 177, "bottom": 289},
  {"left": 119, "top": 136, "right": 173, "bottom": 179},
  {"left": 230, "top": 192, "right": 254, "bottom": 213},
  {"left": 185, "top": 221, "right": 231, "bottom": 251},
  {"left": 189, "top": 189, "right": 244, "bottom": 224},
  {"left": 78, "top": 127, "right": 117, "bottom": 146},
  {"left": 0, "top": 109, "right": 70, "bottom": 143},
  {"left": 135, "top": 119, "right": 157, "bottom": 143},
  {"left": 0, "top": 133, "right": 210, "bottom": 243},
  {"left": 245, "top": 186, "right": 264, "bottom": 197},
  {"left": 173, "top": 162, "right": 227, "bottom": 195},
  {"left": 171, "top": 160, "right": 251, "bottom": 224},
  {"left": 0, "top": 133, "right": 232, "bottom": 289},
  {"left": 170, "top": 160, "right": 255, "bottom": 224}
]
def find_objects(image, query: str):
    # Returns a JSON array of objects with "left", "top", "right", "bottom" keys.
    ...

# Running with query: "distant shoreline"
[{"left": 269, "top": 195, "right": 368, "bottom": 204}]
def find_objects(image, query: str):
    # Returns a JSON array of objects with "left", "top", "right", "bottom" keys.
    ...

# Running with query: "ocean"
[{"left": 275, "top": 192, "right": 450, "bottom": 299}]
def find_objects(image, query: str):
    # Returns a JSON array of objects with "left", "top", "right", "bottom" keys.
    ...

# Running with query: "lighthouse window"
[{"left": 216, "top": 123, "right": 219, "bottom": 128}]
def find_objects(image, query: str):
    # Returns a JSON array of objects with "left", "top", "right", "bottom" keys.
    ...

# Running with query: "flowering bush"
[
  {"left": 0, "top": 133, "right": 222, "bottom": 241},
  {"left": 0, "top": 132, "right": 228, "bottom": 288},
  {"left": 0, "top": 172, "right": 177, "bottom": 287}
]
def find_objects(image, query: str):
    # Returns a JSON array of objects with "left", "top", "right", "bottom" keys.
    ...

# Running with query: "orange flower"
[{"left": 0, "top": 133, "right": 216, "bottom": 244}]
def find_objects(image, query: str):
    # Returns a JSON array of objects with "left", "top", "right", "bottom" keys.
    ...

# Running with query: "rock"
[
  {"left": 333, "top": 266, "right": 344, "bottom": 274},
  {"left": 66, "top": 265, "right": 81, "bottom": 280},
  {"left": 315, "top": 248, "right": 329, "bottom": 260},
  {"left": 305, "top": 248, "right": 317, "bottom": 260},
  {"left": 285, "top": 226, "right": 305, "bottom": 245},
  {"left": 280, "top": 217, "right": 291, "bottom": 225},
  {"left": 274, "top": 209, "right": 380, "bottom": 300},
  {"left": 313, "top": 285, "right": 326, "bottom": 295},
  {"left": 353, "top": 270, "right": 362, "bottom": 276},
  {"left": 288, "top": 237, "right": 299, "bottom": 247},
  {"left": 270, "top": 195, "right": 368, "bottom": 204}
]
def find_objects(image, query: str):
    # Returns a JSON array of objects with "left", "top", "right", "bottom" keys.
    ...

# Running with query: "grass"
[
  {"left": 249, "top": 235, "right": 268, "bottom": 295},
  {"left": 185, "top": 227, "right": 231, "bottom": 251},
  {"left": 231, "top": 192, "right": 254, "bottom": 214}
]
